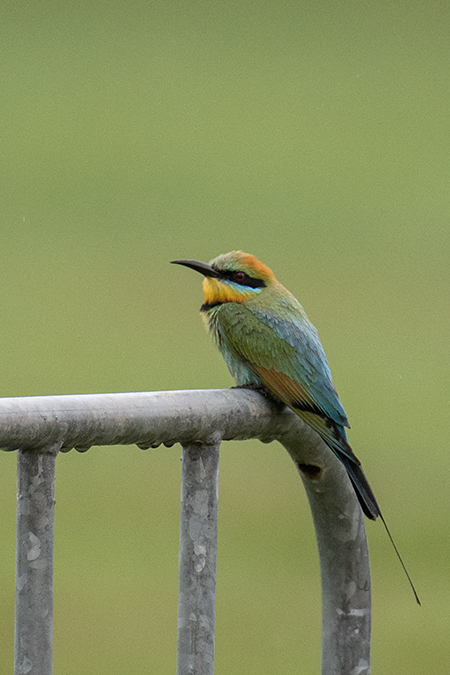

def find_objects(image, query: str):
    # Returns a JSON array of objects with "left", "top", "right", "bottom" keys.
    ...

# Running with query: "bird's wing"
[
  {"left": 216, "top": 303, "right": 381, "bottom": 519},
  {"left": 216, "top": 303, "right": 349, "bottom": 429}
]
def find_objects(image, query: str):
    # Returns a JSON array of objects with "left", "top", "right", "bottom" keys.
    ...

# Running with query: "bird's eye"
[{"left": 234, "top": 271, "right": 246, "bottom": 283}]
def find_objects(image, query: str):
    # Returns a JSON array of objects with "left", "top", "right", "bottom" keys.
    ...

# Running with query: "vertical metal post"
[
  {"left": 176, "top": 441, "right": 220, "bottom": 675},
  {"left": 14, "top": 448, "right": 58, "bottom": 675}
]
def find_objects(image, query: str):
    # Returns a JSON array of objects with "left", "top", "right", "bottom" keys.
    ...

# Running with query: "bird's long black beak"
[{"left": 171, "top": 259, "right": 220, "bottom": 278}]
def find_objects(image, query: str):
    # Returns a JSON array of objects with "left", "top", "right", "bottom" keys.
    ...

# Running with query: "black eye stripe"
[{"left": 212, "top": 268, "right": 266, "bottom": 288}]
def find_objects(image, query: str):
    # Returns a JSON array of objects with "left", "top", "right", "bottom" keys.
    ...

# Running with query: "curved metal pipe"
[{"left": 278, "top": 422, "right": 371, "bottom": 675}]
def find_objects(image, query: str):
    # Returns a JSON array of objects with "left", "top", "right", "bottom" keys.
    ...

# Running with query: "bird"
[{"left": 171, "top": 250, "right": 420, "bottom": 604}]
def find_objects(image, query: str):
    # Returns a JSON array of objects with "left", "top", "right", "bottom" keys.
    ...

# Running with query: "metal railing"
[{"left": 0, "top": 389, "right": 371, "bottom": 675}]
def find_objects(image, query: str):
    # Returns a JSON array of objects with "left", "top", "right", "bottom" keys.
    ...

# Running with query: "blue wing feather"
[{"left": 249, "top": 306, "right": 349, "bottom": 429}]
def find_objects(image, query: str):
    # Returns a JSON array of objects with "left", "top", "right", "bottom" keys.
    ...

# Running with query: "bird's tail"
[
  {"left": 303, "top": 414, "right": 381, "bottom": 521},
  {"left": 338, "top": 453, "right": 381, "bottom": 521},
  {"left": 290, "top": 409, "right": 421, "bottom": 602},
  {"left": 338, "top": 447, "right": 421, "bottom": 605}
]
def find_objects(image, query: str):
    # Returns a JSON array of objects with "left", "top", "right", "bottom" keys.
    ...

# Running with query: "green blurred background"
[{"left": 1, "top": 0, "right": 449, "bottom": 672}]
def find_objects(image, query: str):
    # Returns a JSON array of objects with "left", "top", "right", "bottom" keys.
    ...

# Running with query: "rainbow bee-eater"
[{"left": 172, "top": 250, "right": 419, "bottom": 604}]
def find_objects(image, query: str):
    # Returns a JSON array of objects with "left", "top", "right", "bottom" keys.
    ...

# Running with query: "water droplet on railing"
[{"left": 74, "top": 445, "right": 91, "bottom": 453}]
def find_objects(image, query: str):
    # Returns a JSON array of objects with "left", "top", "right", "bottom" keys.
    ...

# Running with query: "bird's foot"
[
  {"left": 231, "top": 383, "right": 283, "bottom": 406},
  {"left": 231, "top": 382, "right": 268, "bottom": 395}
]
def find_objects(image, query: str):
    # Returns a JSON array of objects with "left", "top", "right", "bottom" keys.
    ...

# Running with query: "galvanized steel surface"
[
  {"left": 14, "top": 451, "right": 56, "bottom": 675},
  {"left": 1, "top": 389, "right": 371, "bottom": 675},
  {"left": 0, "top": 389, "right": 288, "bottom": 453},
  {"left": 177, "top": 443, "right": 220, "bottom": 675}
]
